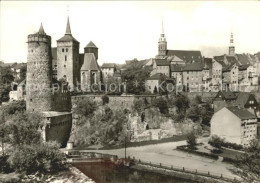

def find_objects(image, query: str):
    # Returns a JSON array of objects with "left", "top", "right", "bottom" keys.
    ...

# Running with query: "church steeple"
[
  {"left": 229, "top": 32, "right": 235, "bottom": 56},
  {"left": 65, "top": 16, "right": 72, "bottom": 35},
  {"left": 158, "top": 20, "right": 167, "bottom": 57}
]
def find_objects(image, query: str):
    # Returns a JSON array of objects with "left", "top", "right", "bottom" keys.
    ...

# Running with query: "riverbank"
[{"left": 0, "top": 167, "right": 95, "bottom": 183}]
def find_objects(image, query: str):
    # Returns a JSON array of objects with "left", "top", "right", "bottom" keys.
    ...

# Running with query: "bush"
[
  {"left": 152, "top": 97, "right": 168, "bottom": 114},
  {"left": 8, "top": 141, "right": 68, "bottom": 174},
  {"left": 102, "top": 95, "right": 109, "bottom": 105},
  {"left": 0, "top": 155, "right": 13, "bottom": 173},
  {"left": 209, "top": 135, "right": 224, "bottom": 149},
  {"left": 209, "top": 135, "right": 244, "bottom": 150},
  {"left": 186, "top": 132, "right": 197, "bottom": 150}
]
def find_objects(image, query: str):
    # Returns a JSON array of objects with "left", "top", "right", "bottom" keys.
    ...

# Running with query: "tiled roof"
[
  {"left": 155, "top": 59, "right": 169, "bottom": 66},
  {"left": 12, "top": 63, "right": 26, "bottom": 70},
  {"left": 226, "top": 56, "right": 239, "bottom": 65},
  {"left": 38, "top": 23, "right": 46, "bottom": 35},
  {"left": 51, "top": 47, "right": 57, "bottom": 60},
  {"left": 182, "top": 62, "right": 203, "bottom": 71},
  {"left": 236, "top": 54, "right": 251, "bottom": 65},
  {"left": 170, "top": 64, "right": 184, "bottom": 72},
  {"left": 85, "top": 41, "right": 97, "bottom": 48},
  {"left": 80, "top": 53, "right": 100, "bottom": 71},
  {"left": 101, "top": 63, "right": 116, "bottom": 68},
  {"left": 147, "top": 73, "right": 170, "bottom": 80},
  {"left": 217, "top": 91, "right": 237, "bottom": 100},
  {"left": 238, "top": 64, "right": 250, "bottom": 71},
  {"left": 57, "top": 34, "right": 79, "bottom": 43},
  {"left": 167, "top": 50, "right": 202, "bottom": 63},
  {"left": 235, "top": 93, "right": 258, "bottom": 108},
  {"left": 226, "top": 106, "right": 256, "bottom": 120}
]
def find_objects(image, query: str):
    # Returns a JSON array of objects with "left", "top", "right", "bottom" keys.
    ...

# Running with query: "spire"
[
  {"left": 161, "top": 19, "right": 164, "bottom": 35},
  {"left": 38, "top": 23, "right": 45, "bottom": 35},
  {"left": 65, "top": 16, "right": 72, "bottom": 35},
  {"left": 230, "top": 32, "right": 234, "bottom": 46}
]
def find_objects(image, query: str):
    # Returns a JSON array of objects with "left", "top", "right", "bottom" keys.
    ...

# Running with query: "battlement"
[{"left": 27, "top": 33, "right": 51, "bottom": 44}]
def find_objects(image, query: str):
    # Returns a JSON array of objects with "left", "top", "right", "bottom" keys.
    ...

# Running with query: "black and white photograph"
[{"left": 0, "top": 1, "right": 260, "bottom": 183}]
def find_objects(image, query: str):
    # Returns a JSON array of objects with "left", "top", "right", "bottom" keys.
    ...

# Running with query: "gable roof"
[
  {"left": 182, "top": 62, "right": 203, "bottom": 71},
  {"left": 167, "top": 50, "right": 202, "bottom": 63},
  {"left": 171, "top": 64, "right": 184, "bottom": 72},
  {"left": 236, "top": 54, "right": 252, "bottom": 65},
  {"left": 155, "top": 59, "right": 169, "bottom": 66},
  {"left": 147, "top": 73, "right": 170, "bottom": 80},
  {"left": 80, "top": 53, "right": 100, "bottom": 71},
  {"left": 235, "top": 93, "right": 258, "bottom": 108},
  {"left": 101, "top": 63, "right": 116, "bottom": 68},
  {"left": 226, "top": 106, "right": 256, "bottom": 120},
  {"left": 216, "top": 91, "right": 237, "bottom": 100}
]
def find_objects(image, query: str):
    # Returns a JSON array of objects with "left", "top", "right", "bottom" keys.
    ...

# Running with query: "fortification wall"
[{"left": 44, "top": 113, "right": 72, "bottom": 147}]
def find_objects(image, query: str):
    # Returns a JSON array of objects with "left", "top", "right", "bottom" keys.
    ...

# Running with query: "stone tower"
[
  {"left": 229, "top": 32, "right": 235, "bottom": 56},
  {"left": 158, "top": 21, "right": 167, "bottom": 57},
  {"left": 26, "top": 23, "right": 53, "bottom": 112},
  {"left": 84, "top": 41, "right": 98, "bottom": 60},
  {"left": 57, "top": 17, "right": 80, "bottom": 88}
]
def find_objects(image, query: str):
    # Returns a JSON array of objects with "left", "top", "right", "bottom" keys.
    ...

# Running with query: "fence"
[
  {"left": 67, "top": 151, "right": 240, "bottom": 183},
  {"left": 130, "top": 156, "right": 239, "bottom": 183}
]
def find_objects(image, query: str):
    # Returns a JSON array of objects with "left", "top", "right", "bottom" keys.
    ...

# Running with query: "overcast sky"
[{"left": 1, "top": 1, "right": 260, "bottom": 64}]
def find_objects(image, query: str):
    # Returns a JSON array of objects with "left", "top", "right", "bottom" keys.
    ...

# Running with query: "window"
[
  {"left": 64, "top": 65, "right": 66, "bottom": 67},
  {"left": 66, "top": 48, "right": 68, "bottom": 52},
  {"left": 65, "top": 55, "right": 67, "bottom": 61},
  {"left": 62, "top": 48, "right": 64, "bottom": 52}
]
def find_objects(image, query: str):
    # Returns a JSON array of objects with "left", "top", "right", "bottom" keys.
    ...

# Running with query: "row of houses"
[
  {"left": 145, "top": 27, "right": 260, "bottom": 93},
  {"left": 211, "top": 91, "right": 260, "bottom": 147}
]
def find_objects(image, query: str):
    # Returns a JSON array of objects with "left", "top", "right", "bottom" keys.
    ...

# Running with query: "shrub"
[
  {"left": 8, "top": 141, "right": 68, "bottom": 174},
  {"left": 102, "top": 95, "right": 109, "bottom": 105},
  {"left": 152, "top": 97, "right": 168, "bottom": 114},
  {"left": 209, "top": 135, "right": 224, "bottom": 149},
  {"left": 186, "top": 132, "right": 197, "bottom": 150},
  {"left": 0, "top": 155, "right": 13, "bottom": 173}
]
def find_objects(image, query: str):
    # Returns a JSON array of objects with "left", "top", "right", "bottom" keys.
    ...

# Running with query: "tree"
[
  {"left": 8, "top": 141, "right": 68, "bottom": 174},
  {"left": 0, "top": 66, "right": 15, "bottom": 102},
  {"left": 173, "top": 93, "right": 190, "bottom": 114},
  {"left": 1, "top": 100, "right": 26, "bottom": 115},
  {"left": 121, "top": 63, "right": 151, "bottom": 95},
  {"left": 152, "top": 97, "right": 168, "bottom": 114},
  {"left": 209, "top": 135, "right": 224, "bottom": 149},
  {"left": 186, "top": 105, "right": 201, "bottom": 122},
  {"left": 72, "top": 97, "right": 97, "bottom": 118},
  {"left": 235, "top": 139, "right": 260, "bottom": 182},
  {"left": 7, "top": 112, "right": 43, "bottom": 147},
  {"left": 15, "top": 64, "right": 27, "bottom": 83},
  {"left": 102, "top": 95, "right": 109, "bottom": 105},
  {"left": 186, "top": 132, "right": 197, "bottom": 150},
  {"left": 200, "top": 102, "right": 214, "bottom": 126},
  {"left": 133, "top": 98, "right": 146, "bottom": 115}
]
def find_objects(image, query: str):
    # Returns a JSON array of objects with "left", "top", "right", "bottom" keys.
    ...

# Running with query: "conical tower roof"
[
  {"left": 38, "top": 23, "right": 46, "bottom": 35},
  {"left": 85, "top": 41, "right": 98, "bottom": 48}
]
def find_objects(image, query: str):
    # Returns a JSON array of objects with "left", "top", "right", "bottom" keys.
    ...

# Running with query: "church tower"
[
  {"left": 229, "top": 32, "right": 235, "bottom": 56},
  {"left": 158, "top": 21, "right": 167, "bottom": 57},
  {"left": 57, "top": 17, "right": 80, "bottom": 88},
  {"left": 26, "top": 23, "right": 53, "bottom": 112}
]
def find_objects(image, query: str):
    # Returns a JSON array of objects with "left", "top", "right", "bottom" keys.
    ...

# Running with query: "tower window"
[
  {"left": 62, "top": 48, "right": 64, "bottom": 52},
  {"left": 66, "top": 48, "right": 68, "bottom": 52},
  {"left": 64, "top": 65, "right": 66, "bottom": 67},
  {"left": 65, "top": 55, "right": 67, "bottom": 61}
]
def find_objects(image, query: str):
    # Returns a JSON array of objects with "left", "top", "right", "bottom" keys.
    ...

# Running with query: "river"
[{"left": 74, "top": 162, "right": 195, "bottom": 183}]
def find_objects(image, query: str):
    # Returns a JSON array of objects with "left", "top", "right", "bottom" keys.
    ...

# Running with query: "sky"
[{"left": 1, "top": 1, "right": 260, "bottom": 64}]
